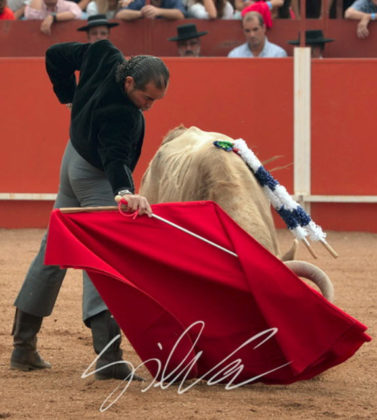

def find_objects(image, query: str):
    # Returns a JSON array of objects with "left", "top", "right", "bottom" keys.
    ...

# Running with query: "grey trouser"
[{"left": 14, "top": 141, "right": 116, "bottom": 324}]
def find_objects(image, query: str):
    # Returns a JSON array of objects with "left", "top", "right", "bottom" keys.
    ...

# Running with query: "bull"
[{"left": 140, "top": 126, "right": 334, "bottom": 301}]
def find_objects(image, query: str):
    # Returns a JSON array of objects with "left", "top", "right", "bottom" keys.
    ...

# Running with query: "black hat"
[
  {"left": 168, "top": 24, "right": 208, "bottom": 42},
  {"left": 288, "top": 30, "right": 334, "bottom": 46},
  {"left": 77, "top": 14, "right": 119, "bottom": 32}
]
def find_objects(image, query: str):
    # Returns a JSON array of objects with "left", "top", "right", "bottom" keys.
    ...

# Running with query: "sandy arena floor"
[{"left": 0, "top": 228, "right": 376, "bottom": 419}]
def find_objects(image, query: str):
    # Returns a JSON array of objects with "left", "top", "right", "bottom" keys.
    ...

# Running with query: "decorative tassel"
[{"left": 213, "top": 139, "right": 339, "bottom": 258}]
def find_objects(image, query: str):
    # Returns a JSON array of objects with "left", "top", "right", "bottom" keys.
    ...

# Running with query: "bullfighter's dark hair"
[{"left": 116, "top": 55, "right": 169, "bottom": 91}]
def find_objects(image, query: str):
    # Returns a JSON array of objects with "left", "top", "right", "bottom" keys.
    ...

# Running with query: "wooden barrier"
[
  {"left": 2, "top": 19, "right": 377, "bottom": 58},
  {"left": 0, "top": 57, "right": 376, "bottom": 231}
]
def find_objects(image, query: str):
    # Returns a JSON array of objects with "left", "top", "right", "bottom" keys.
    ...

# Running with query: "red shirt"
[{"left": 0, "top": 7, "right": 15, "bottom": 20}]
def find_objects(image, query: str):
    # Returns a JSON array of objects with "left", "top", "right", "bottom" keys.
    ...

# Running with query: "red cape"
[{"left": 45, "top": 201, "right": 370, "bottom": 385}]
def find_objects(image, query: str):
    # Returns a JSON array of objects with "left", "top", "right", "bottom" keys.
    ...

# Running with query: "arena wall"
[
  {"left": 0, "top": 57, "right": 376, "bottom": 232},
  {"left": 2, "top": 19, "right": 377, "bottom": 59}
]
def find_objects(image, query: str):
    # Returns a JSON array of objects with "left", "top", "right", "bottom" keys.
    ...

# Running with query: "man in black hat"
[
  {"left": 288, "top": 29, "right": 334, "bottom": 58},
  {"left": 77, "top": 13, "right": 119, "bottom": 43},
  {"left": 168, "top": 23, "right": 208, "bottom": 57}
]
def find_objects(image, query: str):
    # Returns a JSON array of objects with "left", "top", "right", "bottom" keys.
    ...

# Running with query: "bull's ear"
[{"left": 162, "top": 125, "right": 188, "bottom": 144}]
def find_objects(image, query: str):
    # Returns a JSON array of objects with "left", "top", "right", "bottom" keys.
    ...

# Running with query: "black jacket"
[{"left": 45, "top": 40, "right": 144, "bottom": 194}]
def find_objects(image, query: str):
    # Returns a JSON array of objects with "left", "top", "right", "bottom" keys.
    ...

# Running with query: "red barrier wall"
[
  {"left": 2, "top": 19, "right": 377, "bottom": 58},
  {"left": 1, "top": 57, "right": 376, "bottom": 231}
]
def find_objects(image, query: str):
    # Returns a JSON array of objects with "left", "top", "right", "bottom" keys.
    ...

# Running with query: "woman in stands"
[{"left": 186, "top": 0, "right": 234, "bottom": 19}]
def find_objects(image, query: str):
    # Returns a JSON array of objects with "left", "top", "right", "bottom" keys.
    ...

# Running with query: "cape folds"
[{"left": 45, "top": 201, "right": 370, "bottom": 384}]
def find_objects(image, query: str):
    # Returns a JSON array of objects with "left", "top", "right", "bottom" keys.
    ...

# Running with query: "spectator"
[
  {"left": 235, "top": 0, "right": 282, "bottom": 18},
  {"left": 25, "top": 0, "right": 82, "bottom": 34},
  {"left": 240, "top": 1, "right": 273, "bottom": 27},
  {"left": 168, "top": 23, "right": 208, "bottom": 56},
  {"left": 234, "top": 0, "right": 296, "bottom": 20},
  {"left": 8, "top": 0, "right": 28, "bottom": 19},
  {"left": 288, "top": 29, "right": 334, "bottom": 58},
  {"left": 86, "top": 0, "right": 124, "bottom": 18},
  {"left": 345, "top": 0, "right": 377, "bottom": 39},
  {"left": 0, "top": 0, "right": 16, "bottom": 18},
  {"left": 186, "top": 0, "right": 234, "bottom": 19},
  {"left": 77, "top": 13, "right": 118, "bottom": 42},
  {"left": 228, "top": 11, "right": 287, "bottom": 57},
  {"left": 115, "top": 0, "right": 185, "bottom": 20}
]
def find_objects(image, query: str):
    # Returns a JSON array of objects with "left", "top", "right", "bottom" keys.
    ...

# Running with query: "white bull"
[{"left": 140, "top": 126, "right": 334, "bottom": 301}]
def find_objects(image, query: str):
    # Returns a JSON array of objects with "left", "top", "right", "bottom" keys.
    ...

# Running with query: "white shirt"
[
  {"left": 8, "top": 0, "right": 29, "bottom": 12},
  {"left": 187, "top": 0, "right": 234, "bottom": 19},
  {"left": 228, "top": 38, "right": 287, "bottom": 58}
]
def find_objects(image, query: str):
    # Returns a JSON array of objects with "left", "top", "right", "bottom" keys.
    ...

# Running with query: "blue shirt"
[
  {"left": 350, "top": 0, "right": 377, "bottom": 13},
  {"left": 122, "top": 0, "right": 186, "bottom": 14},
  {"left": 227, "top": 39, "right": 287, "bottom": 58}
]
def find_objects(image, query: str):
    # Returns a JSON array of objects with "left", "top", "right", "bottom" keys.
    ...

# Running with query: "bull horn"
[
  {"left": 284, "top": 260, "right": 334, "bottom": 302},
  {"left": 281, "top": 239, "right": 299, "bottom": 262}
]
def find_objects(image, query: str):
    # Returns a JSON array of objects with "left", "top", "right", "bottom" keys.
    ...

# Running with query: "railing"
[{"left": 1, "top": 1, "right": 377, "bottom": 58}]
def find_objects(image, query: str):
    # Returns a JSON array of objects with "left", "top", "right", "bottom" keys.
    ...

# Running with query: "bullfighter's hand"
[{"left": 115, "top": 193, "right": 152, "bottom": 217}]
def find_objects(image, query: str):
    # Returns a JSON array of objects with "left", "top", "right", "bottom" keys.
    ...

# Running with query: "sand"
[{"left": 0, "top": 228, "right": 376, "bottom": 419}]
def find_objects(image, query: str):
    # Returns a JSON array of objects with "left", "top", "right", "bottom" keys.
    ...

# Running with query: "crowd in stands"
[
  {"left": 1, "top": 0, "right": 376, "bottom": 54},
  {"left": 0, "top": 0, "right": 370, "bottom": 25},
  {"left": 53, "top": 12, "right": 334, "bottom": 58}
]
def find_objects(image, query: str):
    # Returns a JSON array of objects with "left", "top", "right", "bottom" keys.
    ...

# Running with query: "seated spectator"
[
  {"left": 345, "top": 0, "right": 377, "bottom": 39},
  {"left": 8, "top": 0, "right": 28, "bottom": 19},
  {"left": 186, "top": 0, "right": 234, "bottom": 19},
  {"left": 25, "top": 0, "right": 82, "bottom": 34},
  {"left": 228, "top": 10, "right": 287, "bottom": 57},
  {"left": 235, "top": 0, "right": 293, "bottom": 20},
  {"left": 115, "top": 0, "right": 185, "bottom": 20},
  {"left": 86, "top": 0, "right": 123, "bottom": 18},
  {"left": 0, "top": 0, "right": 16, "bottom": 18},
  {"left": 240, "top": 1, "right": 273, "bottom": 28},
  {"left": 168, "top": 23, "right": 208, "bottom": 56},
  {"left": 77, "top": 13, "right": 118, "bottom": 42},
  {"left": 288, "top": 29, "right": 334, "bottom": 58}
]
